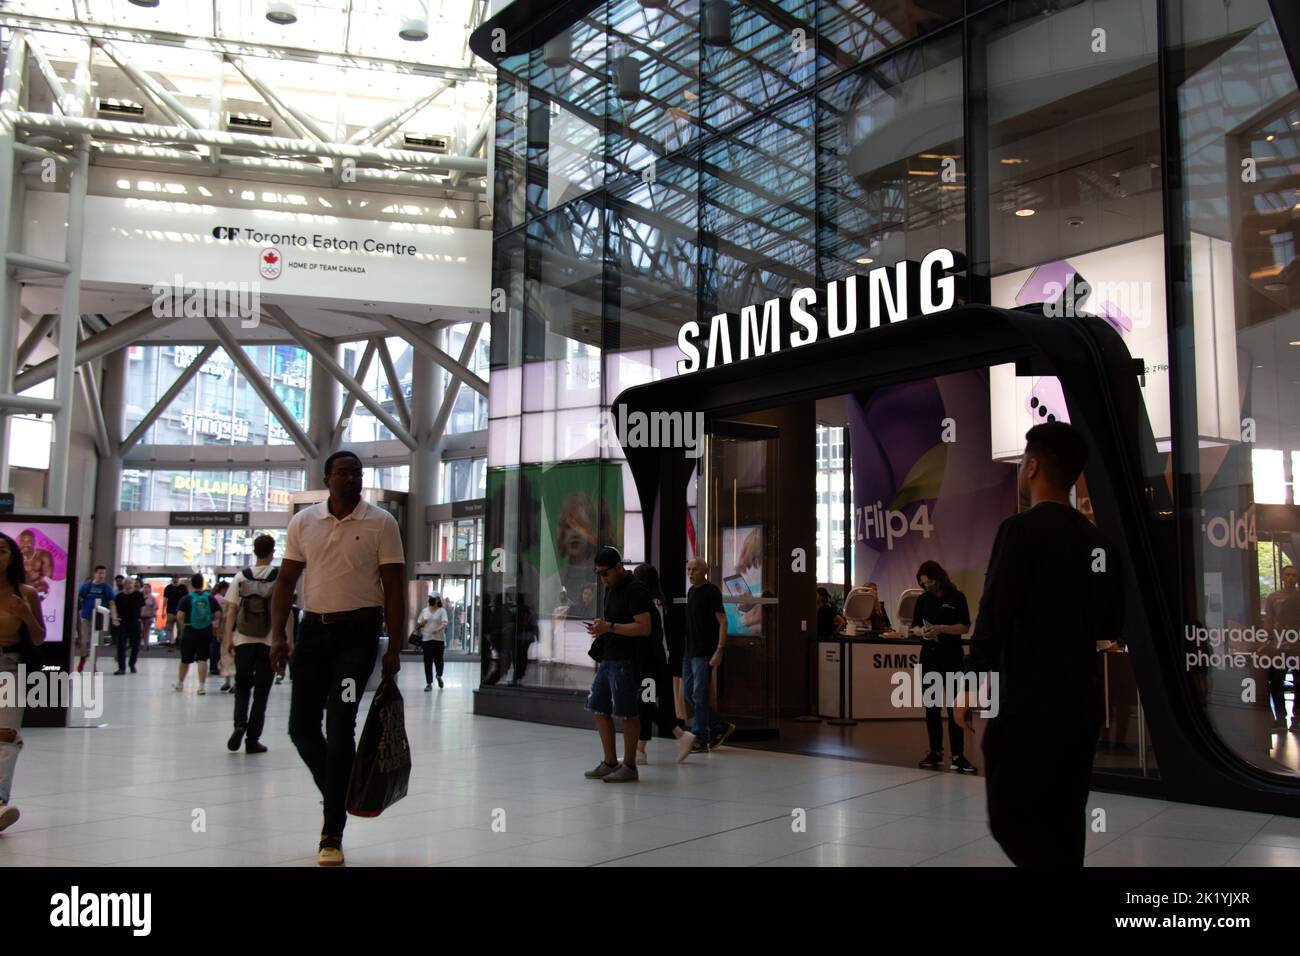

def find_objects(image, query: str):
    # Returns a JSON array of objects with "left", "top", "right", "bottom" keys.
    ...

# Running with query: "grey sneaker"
[
  {"left": 584, "top": 760, "right": 619, "bottom": 779},
  {"left": 602, "top": 763, "right": 639, "bottom": 783}
]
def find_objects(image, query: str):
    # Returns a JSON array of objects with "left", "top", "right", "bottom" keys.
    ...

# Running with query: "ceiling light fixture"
[
  {"left": 1000, "top": 157, "right": 1027, "bottom": 165},
  {"left": 855, "top": 257, "right": 874, "bottom": 265},
  {"left": 265, "top": 0, "right": 298, "bottom": 25},
  {"left": 1015, "top": 207, "right": 1035, "bottom": 217},
  {"left": 128, "top": 0, "right": 161, "bottom": 7},
  {"left": 399, "top": 13, "right": 430, "bottom": 41}
]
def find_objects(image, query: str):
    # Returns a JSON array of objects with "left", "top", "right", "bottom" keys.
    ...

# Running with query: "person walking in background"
[
  {"left": 417, "top": 594, "right": 448, "bottom": 690},
  {"left": 681, "top": 557, "right": 734, "bottom": 758},
  {"left": 223, "top": 534, "right": 279, "bottom": 755},
  {"left": 211, "top": 581, "right": 232, "bottom": 692},
  {"left": 76, "top": 565, "right": 117, "bottom": 674},
  {"left": 956, "top": 421, "right": 1124, "bottom": 867},
  {"left": 631, "top": 563, "right": 689, "bottom": 765},
  {"left": 139, "top": 578, "right": 157, "bottom": 652},
  {"left": 1262, "top": 564, "right": 1300, "bottom": 731},
  {"left": 174, "top": 573, "right": 214, "bottom": 694},
  {"left": 270, "top": 449, "right": 406, "bottom": 867},
  {"left": 163, "top": 575, "right": 187, "bottom": 649},
  {"left": 583, "top": 546, "right": 652, "bottom": 783},
  {"left": 0, "top": 533, "right": 46, "bottom": 833},
  {"left": 912, "top": 560, "right": 974, "bottom": 774},
  {"left": 112, "top": 577, "right": 145, "bottom": 675},
  {"left": 509, "top": 592, "right": 537, "bottom": 686}
]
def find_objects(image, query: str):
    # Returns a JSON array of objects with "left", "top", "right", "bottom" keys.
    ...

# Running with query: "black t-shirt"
[
  {"left": 685, "top": 582, "right": 725, "bottom": 658},
  {"left": 114, "top": 591, "right": 145, "bottom": 625},
  {"left": 912, "top": 588, "right": 971, "bottom": 655},
  {"left": 967, "top": 501, "right": 1125, "bottom": 724},
  {"left": 816, "top": 603, "right": 839, "bottom": 638},
  {"left": 601, "top": 576, "right": 652, "bottom": 662},
  {"left": 164, "top": 583, "right": 188, "bottom": 613}
]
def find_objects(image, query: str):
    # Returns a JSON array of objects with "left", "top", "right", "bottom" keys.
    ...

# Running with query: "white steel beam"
[
  {"left": 202, "top": 316, "right": 320, "bottom": 460},
  {"left": 266, "top": 306, "right": 417, "bottom": 451},
  {"left": 5, "top": 111, "right": 490, "bottom": 174}
]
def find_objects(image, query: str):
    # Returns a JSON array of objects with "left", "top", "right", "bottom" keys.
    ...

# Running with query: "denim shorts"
[{"left": 586, "top": 658, "right": 638, "bottom": 719}]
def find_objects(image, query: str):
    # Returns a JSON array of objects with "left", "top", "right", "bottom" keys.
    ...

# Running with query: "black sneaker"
[
  {"left": 245, "top": 740, "right": 268, "bottom": 755},
  {"left": 918, "top": 752, "right": 944, "bottom": 770},
  {"left": 227, "top": 728, "right": 245, "bottom": 752},
  {"left": 710, "top": 722, "right": 737, "bottom": 749},
  {"left": 951, "top": 755, "right": 977, "bottom": 775}
]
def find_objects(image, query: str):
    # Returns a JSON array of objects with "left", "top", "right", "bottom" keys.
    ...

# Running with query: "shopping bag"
[{"left": 346, "top": 675, "right": 411, "bottom": 817}]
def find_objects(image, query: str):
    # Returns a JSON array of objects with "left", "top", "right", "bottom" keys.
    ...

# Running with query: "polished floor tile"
[{"left": 0, "top": 657, "right": 1289, "bottom": 867}]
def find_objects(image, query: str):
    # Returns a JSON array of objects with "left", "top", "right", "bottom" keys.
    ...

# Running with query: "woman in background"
[
  {"left": 0, "top": 532, "right": 46, "bottom": 832},
  {"left": 417, "top": 595, "right": 448, "bottom": 690},
  {"left": 912, "top": 560, "right": 974, "bottom": 774}
]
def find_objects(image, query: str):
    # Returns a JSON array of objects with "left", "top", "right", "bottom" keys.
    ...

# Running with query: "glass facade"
[
  {"left": 482, "top": 0, "right": 1300, "bottom": 793},
  {"left": 124, "top": 344, "right": 310, "bottom": 448}
]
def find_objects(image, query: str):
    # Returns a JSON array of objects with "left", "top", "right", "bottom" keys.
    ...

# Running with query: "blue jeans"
[
  {"left": 683, "top": 655, "right": 726, "bottom": 742},
  {"left": 0, "top": 649, "right": 24, "bottom": 805}
]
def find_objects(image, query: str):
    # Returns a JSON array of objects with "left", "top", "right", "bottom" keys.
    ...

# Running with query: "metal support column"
[
  {"left": 47, "top": 37, "right": 93, "bottom": 513},
  {"left": 308, "top": 340, "right": 341, "bottom": 482},
  {"left": 0, "top": 33, "right": 27, "bottom": 491},
  {"left": 90, "top": 347, "right": 127, "bottom": 574},
  {"left": 407, "top": 350, "right": 438, "bottom": 566}
]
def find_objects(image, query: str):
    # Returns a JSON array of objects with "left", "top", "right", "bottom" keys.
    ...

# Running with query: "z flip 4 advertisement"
[
  {"left": 1, "top": 521, "right": 71, "bottom": 644},
  {"left": 850, "top": 371, "right": 1018, "bottom": 623}
]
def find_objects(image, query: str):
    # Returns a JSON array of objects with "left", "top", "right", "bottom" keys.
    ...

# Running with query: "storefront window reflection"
[{"left": 1169, "top": 0, "right": 1300, "bottom": 778}]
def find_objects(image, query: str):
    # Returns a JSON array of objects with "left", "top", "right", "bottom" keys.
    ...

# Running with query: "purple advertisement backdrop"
[{"left": 850, "top": 370, "right": 1017, "bottom": 623}]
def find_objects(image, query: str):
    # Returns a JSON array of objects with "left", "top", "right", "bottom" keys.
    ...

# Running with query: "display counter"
[{"left": 818, "top": 635, "right": 971, "bottom": 720}]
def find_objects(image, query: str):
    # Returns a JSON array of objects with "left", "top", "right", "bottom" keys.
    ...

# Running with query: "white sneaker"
[
  {"left": 677, "top": 731, "right": 696, "bottom": 763},
  {"left": 636, "top": 749, "right": 648, "bottom": 765},
  {"left": 173, "top": 682, "right": 183, "bottom": 692},
  {"left": 0, "top": 804, "right": 19, "bottom": 833},
  {"left": 197, "top": 686, "right": 206, "bottom": 696}
]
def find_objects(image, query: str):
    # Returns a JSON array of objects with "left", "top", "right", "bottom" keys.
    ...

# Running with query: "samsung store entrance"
[{"left": 618, "top": 295, "right": 1295, "bottom": 816}]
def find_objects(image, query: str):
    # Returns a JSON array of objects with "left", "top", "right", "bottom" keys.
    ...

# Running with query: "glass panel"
[
  {"left": 700, "top": 0, "right": 816, "bottom": 134},
  {"left": 1168, "top": 0, "right": 1300, "bottom": 778},
  {"left": 816, "top": 1, "right": 964, "bottom": 76},
  {"left": 817, "top": 26, "right": 964, "bottom": 283},
  {"left": 702, "top": 96, "right": 816, "bottom": 317}
]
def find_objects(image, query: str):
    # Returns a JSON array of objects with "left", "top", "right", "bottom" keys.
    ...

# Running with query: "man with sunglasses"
[{"left": 584, "top": 546, "right": 652, "bottom": 783}]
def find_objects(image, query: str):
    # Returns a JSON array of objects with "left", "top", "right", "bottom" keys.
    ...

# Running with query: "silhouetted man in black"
[{"left": 957, "top": 421, "right": 1124, "bottom": 867}]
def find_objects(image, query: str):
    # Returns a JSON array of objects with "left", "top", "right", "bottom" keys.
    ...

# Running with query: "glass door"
[{"left": 704, "top": 422, "right": 780, "bottom": 731}]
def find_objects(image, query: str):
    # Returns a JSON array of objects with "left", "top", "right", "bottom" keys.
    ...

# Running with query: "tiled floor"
[{"left": 1, "top": 656, "right": 1295, "bottom": 867}]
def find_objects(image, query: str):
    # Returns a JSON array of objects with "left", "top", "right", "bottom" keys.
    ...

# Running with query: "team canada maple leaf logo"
[{"left": 259, "top": 247, "right": 282, "bottom": 280}]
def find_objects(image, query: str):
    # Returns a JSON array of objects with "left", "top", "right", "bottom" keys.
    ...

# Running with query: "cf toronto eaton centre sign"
[{"left": 675, "top": 249, "right": 958, "bottom": 374}]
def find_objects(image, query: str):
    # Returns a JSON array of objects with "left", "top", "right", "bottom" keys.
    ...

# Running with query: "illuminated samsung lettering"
[{"left": 676, "top": 248, "right": 956, "bottom": 374}]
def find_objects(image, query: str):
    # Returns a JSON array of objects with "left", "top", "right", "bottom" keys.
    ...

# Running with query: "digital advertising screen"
[{"left": 1, "top": 518, "right": 75, "bottom": 645}]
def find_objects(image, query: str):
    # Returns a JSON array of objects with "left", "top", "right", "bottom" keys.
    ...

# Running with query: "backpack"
[
  {"left": 235, "top": 567, "right": 278, "bottom": 638},
  {"left": 188, "top": 591, "right": 213, "bottom": 630}
]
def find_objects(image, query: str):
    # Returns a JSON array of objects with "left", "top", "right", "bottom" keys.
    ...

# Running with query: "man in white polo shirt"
[{"left": 270, "top": 449, "right": 406, "bottom": 867}]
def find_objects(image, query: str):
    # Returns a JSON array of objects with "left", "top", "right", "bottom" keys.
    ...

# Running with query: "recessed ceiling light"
[
  {"left": 1289, "top": 339, "right": 1300, "bottom": 345},
  {"left": 1015, "top": 208, "right": 1035, "bottom": 217},
  {"left": 855, "top": 257, "right": 874, "bottom": 265},
  {"left": 1267, "top": 134, "right": 1277, "bottom": 142},
  {"left": 1000, "top": 158, "right": 1027, "bottom": 165}
]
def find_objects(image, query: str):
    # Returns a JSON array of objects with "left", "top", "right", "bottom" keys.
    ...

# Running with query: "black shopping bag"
[{"left": 346, "top": 675, "right": 412, "bottom": 817}]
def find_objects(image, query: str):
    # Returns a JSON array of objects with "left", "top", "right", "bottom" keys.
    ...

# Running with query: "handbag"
[
  {"left": 347, "top": 676, "right": 411, "bottom": 817},
  {"left": 588, "top": 632, "right": 606, "bottom": 663},
  {"left": 408, "top": 628, "right": 423, "bottom": 648}
]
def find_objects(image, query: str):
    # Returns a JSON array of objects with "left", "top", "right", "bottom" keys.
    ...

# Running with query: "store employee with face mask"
[{"left": 911, "top": 560, "right": 973, "bottom": 774}]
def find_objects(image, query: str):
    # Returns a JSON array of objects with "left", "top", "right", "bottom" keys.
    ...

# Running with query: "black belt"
[{"left": 302, "top": 607, "right": 383, "bottom": 626}]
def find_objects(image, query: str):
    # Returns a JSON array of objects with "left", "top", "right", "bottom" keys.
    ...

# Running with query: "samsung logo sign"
[{"left": 676, "top": 248, "right": 958, "bottom": 375}]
